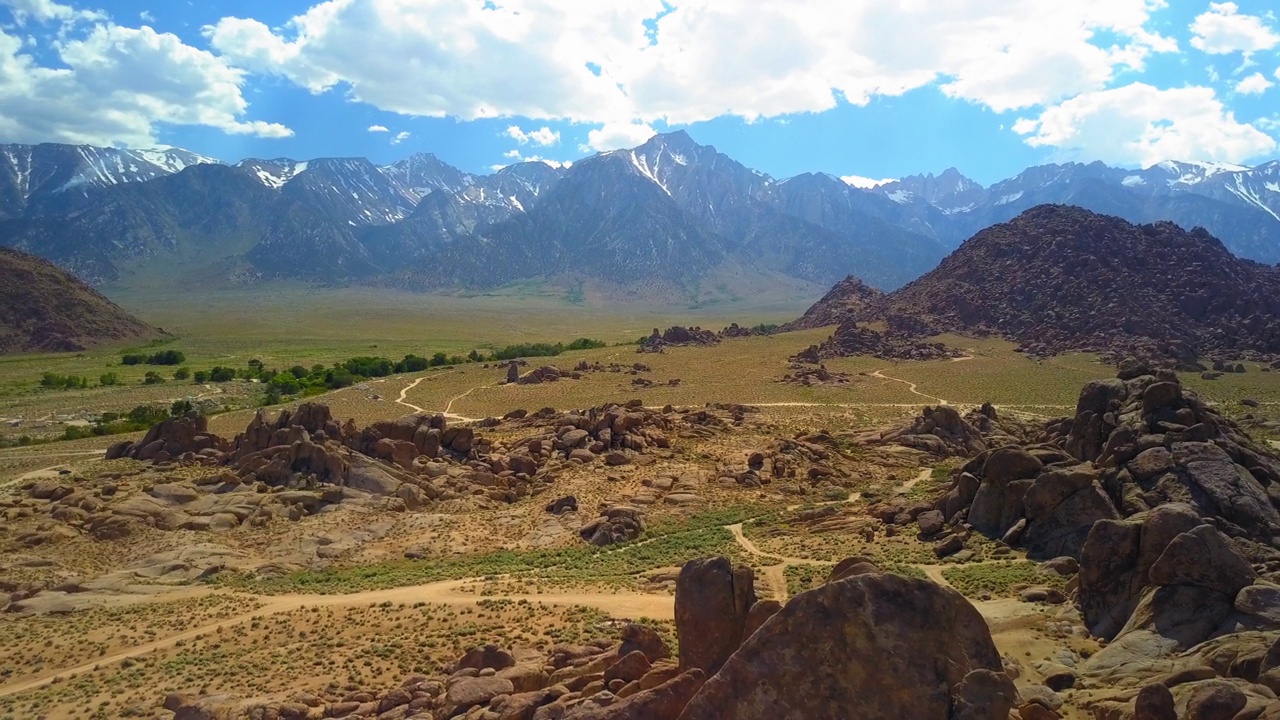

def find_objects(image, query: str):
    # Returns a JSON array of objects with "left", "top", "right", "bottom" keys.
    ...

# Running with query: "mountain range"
[{"left": 1, "top": 134, "right": 1277, "bottom": 301}]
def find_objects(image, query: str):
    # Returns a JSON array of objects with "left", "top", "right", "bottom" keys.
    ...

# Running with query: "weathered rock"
[
  {"left": 618, "top": 623, "right": 670, "bottom": 664},
  {"left": 1148, "top": 525, "right": 1256, "bottom": 596},
  {"left": 565, "top": 669, "right": 705, "bottom": 719},
  {"left": 1183, "top": 679, "right": 1247, "bottom": 720},
  {"left": 1134, "top": 683, "right": 1176, "bottom": 720},
  {"left": 675, "top": 557, "right": 756, "bottom": 675},
  {"left": 676, "top": 573, "right": 1010, "bottom": 719},
  {"left": 950, "top": 669, "right": 1019, "bottom": 720}
]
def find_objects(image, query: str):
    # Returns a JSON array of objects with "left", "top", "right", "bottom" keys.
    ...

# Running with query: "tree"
[
  {"left": 430, "top": 352, "right": 448, "bottom": 367},
  {"left": 193, "top": 370, "right": 209, "bottom": 383},
  {"left": 171, "top": 399, "right": 194, "bottom": 416},
  {"left": 99, "top": 372, "right": 120, "bottom": 386},
  {"left": 143, "top": 371, "right": 165, "bottom": 385},
  {"left": 209, "top": 366, "right": 236, "bottom": 382},
  {"left": 173, "top": 367, "right": 191, "bottom": 380}
]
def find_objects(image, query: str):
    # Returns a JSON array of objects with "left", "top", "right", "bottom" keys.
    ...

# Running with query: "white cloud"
[
  {"left": 1, "top": 0, "right": 101, "bottom": 24},
  {"left": 367, "top": 124, "right": 388, "bottom": 132},
  {"left": 1014, "top": 82, "right": 1276, "bottom": 166},
  {"left": 499, "top": 148, "right": 571, "bottom": 168},
  {"left": 584, "top": 121, "right": 655, "bottom": 152},
  {"left": 139, "top": 10, "right": 154, "bottom": 23},
  {"left": 0, "top": 23, "right": 291, "bottom": 147},
  {"left": 1190, "top": 2, "right": 1279, "bottom": 55},
  {"left": 205, "top": 0, "right": 1177, "bottom": 125},
  {"left": 1236, "top": 71, "right": 1274, "bottom": 94},
  {"left": 505, "top": 124, "right": 560, "bottom": 146},
  {"left": 391, "top": 130, "right": 410, "bottom": 144},
  {"left": 841, "top": 175, "right": 895, "bottom": 189}
]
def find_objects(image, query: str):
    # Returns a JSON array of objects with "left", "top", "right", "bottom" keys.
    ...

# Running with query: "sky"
[{"left": 1, "top": 0, "right": 1279, "bottom": 186}]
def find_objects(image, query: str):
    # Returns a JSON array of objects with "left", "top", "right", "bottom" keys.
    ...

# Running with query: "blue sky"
[{"left": 2, "top": 0, "right": 1279, "bottom": 185}]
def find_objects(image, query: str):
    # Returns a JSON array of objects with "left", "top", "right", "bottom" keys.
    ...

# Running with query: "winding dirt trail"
[
  {"left": 869, "top": 369, "right": 947, "bottom": 405},
  {"left": 442, "top": 385, "right": 491, "bottom": 423},
  {"left": 0, "top": 579, "right": 673, "bottom": 699},
  {"left": 395, "top": 377, "right": 426, "bottom": 413}
]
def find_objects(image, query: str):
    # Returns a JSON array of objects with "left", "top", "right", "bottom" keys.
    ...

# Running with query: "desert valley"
[{"left": 4, "top": 3, "right": 1280, "bottom": 717}]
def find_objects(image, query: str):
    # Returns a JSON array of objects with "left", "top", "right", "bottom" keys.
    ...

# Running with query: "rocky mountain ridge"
[{"left": 2, "top": 136, "right": 1277, "bottom": 299}]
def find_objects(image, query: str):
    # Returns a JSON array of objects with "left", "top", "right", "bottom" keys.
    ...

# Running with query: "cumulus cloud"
[
  {"left": 1190, "top": 2, "right": 1279, "bottom": 55},
  {"left": 1, "top": 0, "right": 101, "bottom": 24},
  {"left": 841, "top": 175, "right": 896, "bottom": 189},
  {"left": 1013, "top": 82, "right": 1276, "bottom": 166},
  {"left": 367, "top": 124, "right": 388, "bottom": 132},
  {"left": 505, "top": 125, "right": 560, "bottom": 146},
  {"left": 205, "top": 0, "right": 1177, "bottom": 125},
  {"left": 391, "top": 130, "right": 410, "bottom": 144},
  {"left": 0, "top": 24, "right": 291, "bottom": 147},
  {"left": 584, "top": 121, "right": 656, "bottom": 152},
  {"left": 1236, "top": 72, "right": 1274, "bottom": 94}
]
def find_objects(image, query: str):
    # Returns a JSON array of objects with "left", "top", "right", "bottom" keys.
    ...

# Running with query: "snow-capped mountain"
[
  {"left": 0, "top": 143, "right": 219, "bottom": 219},
  {"left": 868, "top": 158, "right": 1280, "bottom": 262},
  {"left": 235, "top": 158, "right": 311, "bottom": 189},
  {"left": 1, "top": 134, "right": 1277, "bottom": 297}
]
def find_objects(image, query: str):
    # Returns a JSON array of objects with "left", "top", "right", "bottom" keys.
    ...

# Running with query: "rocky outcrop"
[
  {"left": 934, "top": 370, "right": 1280, "bottom": 561},
  {"left": 778, "top": 363, "right": 851, "bottom": 386},
  {"left": 638, "top": 326, "right": 720, "bottom": 353},
  {"left": 678, "top": 571, "right": 1014, "bottom": 719},
  {"left": 853, "top": 205, "right": 1280, "bottom": 361},
  {"left": 578, "top": 505, "right": 645, "bottom": 546},
  {"left": 779, "top": 275, "right": 885, "bottom": 331},
  {"left": 106, "top": 414, "right": 230, "bottom": 464},
  {"left": 675, "top": 557, "right": 757, "bottom": 676},
  {"left": 800, "top": 319, "right": 963, "bottom": 362},
  {"left": 869, "top": 405, "right": 991, "bottom": 457}
]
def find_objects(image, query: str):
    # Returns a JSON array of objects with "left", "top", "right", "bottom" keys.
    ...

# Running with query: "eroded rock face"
[
  {"left": 677, "top": 573, "right": 1014, "bottom": 720},
  {"left": 675, "top": 557, "right": 756, "bottom": 676},
  {"left": 936, "top": 372, "right": 1280, "bottom": 563}
]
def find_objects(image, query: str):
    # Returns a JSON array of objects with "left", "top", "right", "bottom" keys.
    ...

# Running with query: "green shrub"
[
  {"left": 99, "top": 372, "right": 120, "bottom": 386},
  {"left": 40, "top": 372, "right": 88, "bottom": 389},
  {"left": 143, "top": 371, "right": 165, "bottom": 385},
  {"left": 173, "top": 367, "right": 191, "bottom": 380}
]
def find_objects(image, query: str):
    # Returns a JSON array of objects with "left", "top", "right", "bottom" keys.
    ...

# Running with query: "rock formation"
[
  {"left": 779, "top": 275, "right": 886, "bottom": 331},
  {"left": 638, "top": 326, "right": 720, "bottom": 353},
  {"left": 806, "top": 205, "right": 1280, "bottom": 362},
  {"left": 161, "top": 554, "right": 1016, "bottom": 719}
]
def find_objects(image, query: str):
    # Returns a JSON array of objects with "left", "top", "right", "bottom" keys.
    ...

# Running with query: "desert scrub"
[
  {"left": 941, "top": 560, "right": 1063, "bottom": 598},
  {"left": 219, "top": 507, "right": 763, "bottom": 595}
]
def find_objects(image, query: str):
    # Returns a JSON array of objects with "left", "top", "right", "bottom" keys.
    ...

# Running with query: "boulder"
[
  {"left": 677, "top": 573, "right": 1011, "bottom": 720},
  {"left": 1147, "top": 525, "right": 1256, "bottom": 596},
  {"left": 675, "top": 557, "right": 756, "bottom": 675}
]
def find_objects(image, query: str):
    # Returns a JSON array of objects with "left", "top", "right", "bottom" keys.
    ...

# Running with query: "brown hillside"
[
  {"left": 792, "top": 205, "right": 1280, "bottom": 360},
  {"left": 779, "top": 275, "right": 884, "bottom": 331},
  {"left": 0, "top": 247, "right": 164, "bottom": 354}
]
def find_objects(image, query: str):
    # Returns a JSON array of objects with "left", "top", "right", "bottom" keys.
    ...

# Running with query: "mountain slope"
[
  {"left": 867, "top": 205, "right": 1280, "bottom": 358},
  {"left": 0, "top": 247, "right": 163, "bottom": 354},
  {"left": 0, "top": 143, "right": 219, "bottom": 220}
]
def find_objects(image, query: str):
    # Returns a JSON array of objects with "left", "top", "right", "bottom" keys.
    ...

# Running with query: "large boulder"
[
  {"left": 677, "top": 573, "right": 1013, "bottom": 720},
  {"left": 675, "top": 557, "right": 756, "bottom": 676}
]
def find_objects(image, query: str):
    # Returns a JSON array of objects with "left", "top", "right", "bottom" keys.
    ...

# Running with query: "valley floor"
[{"left": 2, "top": 296, "right": 1279, "bottom": 719}]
